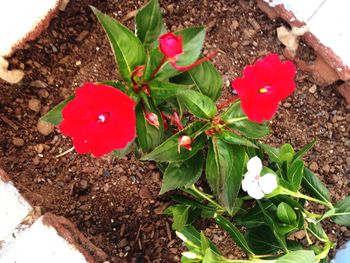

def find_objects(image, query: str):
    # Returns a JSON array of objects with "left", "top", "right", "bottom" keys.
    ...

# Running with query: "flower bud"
[
  {"left": 178, "top": 135, "right": 192, "bottom": 152},
  {"left": 132, "top": 65, "right": 145, "bottom": 77},
  {"left": 144, "top": 111, "right": 160, "bottom": 129},
  {"left": 159, "top": 32, "right": 183, "bottom": 60}
]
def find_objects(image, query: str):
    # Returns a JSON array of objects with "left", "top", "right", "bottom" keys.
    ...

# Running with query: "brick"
[
  {"left": 0, "top": 213, "right": 107, "bottom": 263},
  {"left": 0, "top": 169, "right": 32, "bottom": 241}
]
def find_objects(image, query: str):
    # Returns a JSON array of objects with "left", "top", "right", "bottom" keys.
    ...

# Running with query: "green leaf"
[
  {"left": 214, "top": 214, "right": 254, "bottom": 255},
  {"left": 217, "top": 130, "right": 257, "bottom": 148},
  {"left": 279, "top": 144, "right": 295, "bottom": 163},
  {"left": 330, "top": 196, "right": 350, "bottom": 226},
  {"left": 221, "top": 100, "right": 270, "bottom": 139},
  {"left": 135, "top": 0, "right": 164, "bottom": 48},
  {"left": 203, "top": 248, "right": 242, "bottom": 263},
  {"left": 200, "top": 232, "right": 211, "bottom": 254},
  {"left": 302, "top": 168, "right": 331, "bottom": 203},
  {"left": 171, "top": 59, "right": 222, "bottom": 101},
  {"left": 111, "top": 141, "right": 134, "bottom": 157},
  {"left": 246, "top": 226, "right": 283, "bottom": 254},
  {"left": 235, "top": 202, "right": 275, "bottom": 228},
  {"left": 148, "top": 80, "right": 190, "bottom": 99},
  {"left": 307, "top": 222, "right": 328, "bottom": 242},
  {"left": 140, "top": 122, "right": 207, "bottom": 162},
  {"left": 135, "top": 103, "right": 163, "bottom": 153},
  {"left": 163, "top": 204, "right": 190, "bottom": 230},
  {"left": 40, "top": 95, "right": 73, "bottom": 125},
  {"left": 258, "top": 143, "right": 280, "bottom": 163},
  {"left": 92, "top": 7, "right": 146, "bottom": 83},
  {"left": 206, "top": 137, "right": 245, "bottom": 214},
  {"left": 276, "top": 250, "right": 316, "bottom": 263},
  {"left": 277, "top": 202, "right": 297, "bottom": 225},
  {"left": 160, "top": 151, "right": 204, "bottom": 194},
  {"left": 178, "top": 89, "right": 217, "bottom": 119},
  {"left": 257, "top": 201, "right": 288, "bottom": 253},
  {"left": 293, "top": 139, "right": 316, "bottom": 162},
  {"left": 154, "top": 27, "right": 206, "bottom": 80},
  {"left": 176, "top": 225, "right": 219, "bottom": 253},
  {"left": 287, "top": 160, "right": 304, "bottom": 192}
]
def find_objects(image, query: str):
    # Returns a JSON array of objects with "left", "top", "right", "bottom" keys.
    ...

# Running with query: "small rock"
[
  {"left": 79, "top": 180, "right": 89, "bottom": 191},
  {"left": 309, "top": 162, "right": 319, "bottom": 171},
  {"left": 75, "top": 30, "right": 89, "bottom": 42},
  {"left": 30, "top": 80, "right": 47, "bottom": 88},
  {"left": 166, "top": 4, "right": 174, "bottom": 14},
  {"left": 283, "top": 102, "right": 291, "bottom": 108},
  {"left": 322, "top": 164, "right": 330, "bottom": 173},
  {"left": 13, "top": 137, "right": 25, "bottom": 147},
  {"left": 34, "top": 144, "right": 44, "bottom": 154},
  {"left": 116, "top": 238, "right": 128, "bottom": 248},
  {"left": 28, "top": 99, "right": 41, "bottom": 112},
  {"left": 346, "top": 157, "right": 350, "bottom": 166},
  {"left": 139, "top": 186, "right": 152, "bottom": 199},
  {"left": 37, "top": 120, "right": 55, "bottom": 136},
  {"left": 38, "top": 89, "right": 49, "bottom": 98},
  {"left": 309, "top": 84, "right": 317, "bottom": 94},
  {"left": 294, "top": 230, "right": 306, "bottom": 240}
]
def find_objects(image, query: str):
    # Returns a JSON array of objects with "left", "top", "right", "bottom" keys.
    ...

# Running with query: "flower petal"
[
  {"left": 258, "top": 173, "right": 278, "bottom": 194},
  {"left": 246, "top": 180, "right": 265, "bottom": 199},
  {"left": 247, "top": 156, "right": 262, "bottom": 175},
  {"left": 242, "top": 172, "right": 256, "bottom": 192}
]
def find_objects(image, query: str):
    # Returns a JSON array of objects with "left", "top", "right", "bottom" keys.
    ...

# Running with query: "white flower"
[{"left": 242, "top": 156, "right": 278, "bottom": 199}]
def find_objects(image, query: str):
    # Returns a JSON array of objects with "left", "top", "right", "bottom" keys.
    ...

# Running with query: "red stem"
[
  {"left": 151, "top": 55, "right": 167, "bottom": 79},
  {"left": 217, "top": 96, "right": 239, "bottom": 110},
  {"left": 170, "top": 51, "right": 218, "bottom": 71}
]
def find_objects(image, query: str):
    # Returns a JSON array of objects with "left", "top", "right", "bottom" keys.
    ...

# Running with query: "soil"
[{"left": 1, "top": 0, "right": 350, "bottom": 262}]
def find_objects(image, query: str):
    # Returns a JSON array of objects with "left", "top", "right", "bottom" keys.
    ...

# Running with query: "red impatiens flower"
[
  {"left": 59, "top": 82, "right": 136, "bottom": 157},
  {"left": 157, "top": 32, "right": 217, "bottom": 72},
  {"left": 231, "top": 53, "right": 296, "bottom": 123},
  {"left": 159, "top": 32, "right": 183, "bottom": 61}
]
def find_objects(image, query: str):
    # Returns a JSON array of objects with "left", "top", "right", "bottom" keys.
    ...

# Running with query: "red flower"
[
  {"left": 59, "top": 83, "right": 136, "bottom": 157},
  {"left": 231, "top": 54, "right": 296, "bottom": 123},
  {"left": 159, "top": 33, "right": 183, "bottom": 61},
  {"left": 157, "top": 32, "right": 217, "bottom": 72}
]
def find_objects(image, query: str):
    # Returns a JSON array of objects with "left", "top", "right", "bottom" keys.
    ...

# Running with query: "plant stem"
[
  {"left": 151, "top": 55, "right": 167, "bottom": 79},
  {"left": 281, "top": 188, "right": 333, "bottom": 209},
  {"left": 190, "top": 185, "right": 225, "bottom": 212},
  {"left": 217, "top": 96, "right": 239, "bottom": 110},
  {"left": 225, "top": 116, "right": 248, "bottom": 124},
  {"left": 170, "top": 51, "right": 218, "bottom": 71}
]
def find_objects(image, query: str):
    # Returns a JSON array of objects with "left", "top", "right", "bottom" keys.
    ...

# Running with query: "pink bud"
[
  {"left": 178, "top": 135, "right": 192, "bottom": 152},
  {"left": 145, "top": 111, "right": 160, "bottom": 129},
  {"left": 159, "top": 33, "right": 183, "bottom": 59}
]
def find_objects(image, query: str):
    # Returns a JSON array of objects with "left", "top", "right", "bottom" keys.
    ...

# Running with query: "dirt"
[{"left": 0, "top": 0, "right": 349, "bottom": 262}]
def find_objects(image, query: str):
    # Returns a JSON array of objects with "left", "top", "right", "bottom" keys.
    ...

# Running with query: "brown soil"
[{"left": 1, "top": 0, "right": 349, "bottom": 262}]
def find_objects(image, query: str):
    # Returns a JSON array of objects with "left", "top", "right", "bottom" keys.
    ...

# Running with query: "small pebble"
[
  {"left": 28, "top": 99, "right": 41, "bottom": 112},
  {"left": 309, "top": 161, "right": 319, "bottom": 171},
  {"left": 37, "top": 120, "right": 55, "bottom": 136},
  {"left": 309, "top": 85, "right": 317, "bottom": 94},
  {"left": 12, "top": 137, "right": 25, "bottom": 147},
  {"left": 30, "top": 80, "right": 47, "bottom": 88}
]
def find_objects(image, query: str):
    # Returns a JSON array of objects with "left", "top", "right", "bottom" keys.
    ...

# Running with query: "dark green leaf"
[
  {"left": 92, "top": 7, "right": 146, "bottom": 83},
  {"left": 257, "top": 201, "right": 288, "bottom": 253},
  {"left": 206, "top": 137, "right": 245, "bottom": 214},
  {"left": 148, "top": 80, "right": 190, "bottom": 99},
  {"left": 221, "top": 100, "right": 270, "bottom": 139},
  {"left": 276, "top": 250, "right": 316, "bottom": 263},
  {"left": 163, "top": 204, "right": 190, "bottom": 230},
  {"left": 140, "top": 122, "right": 207, "bottom": 162},
  {"left": 287, "top": 160, "right": 304, "bottom": 191},
  {"left": 171, "top": 59, "right": 222, "bottom": 101},
  {"left": 178, "top": 89, "right": 217, "bottom": 119},
  {"left": 302, "top": 168, "right": 331, "bottom": 203},
  {"left": 276, "top": 202, "right": 297, "bottom": 225},
  {"left": 172, "top": 195, "right": 216, "bottom": 211},
  {"left": 217, "top": 130, "right": 257, "bottom": 148},
  {"left": 214, "top": 214, "right": 253, "bottom": 255},
  {"left": 160, "top": 151, "right": 204, "bottom": 194},
  {"left": 307, "top": 222, "right": 328, "bottom": 242},
  {"left": 135, "top": 0, "right": 164, "bottom": 48},
  {"left": 154, "top": 27, "right": 206, "bottom": 80},
  {"left": 235, "top": 202, "right": 275, "bottom": 228},
  {"left": 246, "top": 226, "right": 283, "bottom": 254},
  {"left": 136, "top": 103, "right": 163, "bottom": 153},
  {"left": 40, "top": 95, "right": 73, "bottom": 125},
  {"left": 259, "top": 143, "right": 280, "bottom": 163},
  {"left": 293, "top": 139, "right": 316, "bottom": 162},
  {"left": 331, "top": 196, "right": 350, "bottom": 226}
]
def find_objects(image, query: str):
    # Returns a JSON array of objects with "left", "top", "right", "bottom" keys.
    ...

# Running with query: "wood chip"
[
  {"left": 122, "top": 10, "right": 137, "bottom": 22},
  {"left": 0, "top": 115, "right": 19, "bottom": 130}
]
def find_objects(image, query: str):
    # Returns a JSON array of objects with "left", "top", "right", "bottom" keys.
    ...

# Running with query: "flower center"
[
  {"left": 258, "top": 86, "right": 271, "bottom": 93},
  {"left": 97, "top": 112, "right": 110, "bottom": 124}
]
